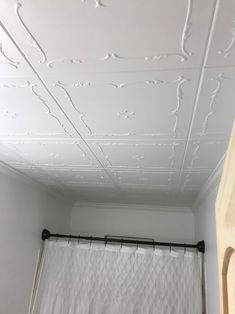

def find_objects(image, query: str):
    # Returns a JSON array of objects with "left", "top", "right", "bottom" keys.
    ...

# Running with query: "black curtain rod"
[{"left": 41, "top": 229, "right": 205, "bottom": 253}]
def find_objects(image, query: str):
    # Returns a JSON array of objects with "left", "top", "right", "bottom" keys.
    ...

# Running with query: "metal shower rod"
[{"left": 42, "top": 229, "right": 205, "bottom": 253}]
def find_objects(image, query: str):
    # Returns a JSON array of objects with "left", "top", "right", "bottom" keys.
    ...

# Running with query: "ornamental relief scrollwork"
[
  {"left": 95, "top": 142, "right": 180, "bottom": 170},
  {"left": 0, "top": 81, "right": 73, "bottom": 138},
  {"left": 218, "top": 20, "right": 235, "bottom": 59},
  {"left": 54, "top": 76, "right": 188, "bottom": 138},
  {"left": 198, "top": 73, "right": 235, "bottom": 137},
  {"left": 0, "top": 42, "right": 19, "bottom": 69},
  {"left": 15, "top": 0, "right": 194, "bottom": 67}
]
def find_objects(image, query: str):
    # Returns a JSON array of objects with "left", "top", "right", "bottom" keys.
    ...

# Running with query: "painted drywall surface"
[
  {"left": 194, "top": 186, "right": 220, "bottom": 314},
  {"left": 0, "top": 170, "right": 73, "bottom": 314},
  {"left": 70, "top": 203, "right": 195, "bottom": 242}
]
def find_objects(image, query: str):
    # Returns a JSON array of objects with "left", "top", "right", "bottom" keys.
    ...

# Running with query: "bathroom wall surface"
[
  {"left": 70, "top": 202, "right": 195, "bottom": 242},
  {"left": 0, "top": 166, "right": 73, "bottom": 314}
]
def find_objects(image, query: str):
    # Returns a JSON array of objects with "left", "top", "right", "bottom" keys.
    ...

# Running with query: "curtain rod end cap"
[
  {"left": 42, "top": 229, "right": 50, "bottom": 240},
  {"left": 197, "top": 240, "right": 205, "bottom": 253}
]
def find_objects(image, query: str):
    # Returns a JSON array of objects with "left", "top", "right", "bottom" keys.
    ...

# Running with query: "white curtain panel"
[{"left": 32, "top": 240, "right": 202, "bottom": 314}]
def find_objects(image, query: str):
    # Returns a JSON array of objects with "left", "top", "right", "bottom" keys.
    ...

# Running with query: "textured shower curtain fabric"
[{"left": 32, "top": 240, "right": 202, "bottom": 314}]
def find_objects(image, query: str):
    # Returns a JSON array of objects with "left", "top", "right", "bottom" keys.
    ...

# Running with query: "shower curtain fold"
[{"left": 31, "top": 240, "right": 202, "bottom": 314}]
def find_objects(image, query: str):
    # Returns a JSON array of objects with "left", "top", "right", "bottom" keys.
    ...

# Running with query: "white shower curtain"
[{"left": 31, "top": 240, "right": 202, "bottom": 314}]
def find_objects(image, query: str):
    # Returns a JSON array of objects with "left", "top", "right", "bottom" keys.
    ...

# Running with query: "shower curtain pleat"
[{"left": 31, "top": 240, "right": 202, "bottom": 314}]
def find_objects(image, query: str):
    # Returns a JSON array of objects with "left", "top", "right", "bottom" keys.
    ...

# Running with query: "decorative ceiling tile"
[
  {"left": 9, "top": 163, "right": 60, "bottom": 184},
  {"left": 0, "top": 77, "right": 75, "bottom": 138},
  {"left": 0, "top": 143, "right": 67, "bottom": 189},
  {"left": 49, "top": 70, "right": 199, "bottom": 140},
  {"left": 111, "top": 170, "right": 179, "bottom": 190},
  {"left": 0, "top": 0, "right": 215, "bottom": 74},
  {"left": 190, "top": 67, "right": 235, "bottom": 140},
  {"left": 183, "top": 140, "right": 227, "bottom": 170},
  {"left": 0, "top": 0, "right": 234, "bottom": 207},
  {"left": 42, "top": 168, "right": 113, "bottom": 187},
  {"left": 0, "top": 139, "right": 99, "bottom": 168},
  {"left": 92, "top": 140, "right": 186, "bottom": 170},
  {"left": 206, "top": 0, "right": 235, "bottom": 67},
  {"left": 0, "top": 23, "right": 33, "bottom": 77},
  {"left": 179, "top": 171, "right": 211, "bottom": 191},
  {"left": 0, "top": 142, "right": 26, "bottom": 164}
]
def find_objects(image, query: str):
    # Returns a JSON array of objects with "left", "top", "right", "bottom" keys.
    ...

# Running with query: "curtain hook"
[
  {"left": 77, "top": 235, "right": 80, "bottom": 245},
  {"left": 170, "top": 242, "right": 172, "bottom": 253},
  {"left": 90, "top": 237, "right": 92, "bottom": 247},
  {"left": 153, "top": 241, "right": 155, "bottom": 251},
  {"left": 105, "top": 236, "right": 108, "bottom": 247},
  {"left": 184, "top": 245, "right": 186, "bottom": 254},
  {"left": 136, "top": 241, "right": 138, "bottom": 250},
  {"left": 121, "top": 240, "right": 123, "bottom": 249}
]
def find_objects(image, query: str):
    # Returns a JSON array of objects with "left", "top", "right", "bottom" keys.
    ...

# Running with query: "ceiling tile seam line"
[
  {"left": 8, "top": 167, "right": 214, "bottom": 173},
  {"left": 178, "top": 0, "right": 221, "bottom": 184},
  {"left": 1, "top": 63, "right": 235, "bottom": 76},
  {"left": 0, "top": 137, "right": 227, "bottom": 142},
  {"left": 0, "top": 20, "right": 118, "bottom": 189},
  {"left": 6, "top": 162, "right": 214, "bottom": 171},
  {"left": 204, "top": 64, "right": 235, "bottom": 69},
  {"left": 0, "top": 138, "right": 198, "bottom": 142},
  {"left": 0, "top": 65, "right": 212, "bottom": 76},
  {"left": 6, "top": 164, "right": 214, "bottom": 172}
]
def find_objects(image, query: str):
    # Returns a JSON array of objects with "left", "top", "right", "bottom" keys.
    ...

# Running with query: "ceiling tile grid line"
[
  {"left": 0, "top": 0, "right": 235, "bottom": 206},
  {"left": 177, "top": 0, "right": 220, "bottom": 178}
]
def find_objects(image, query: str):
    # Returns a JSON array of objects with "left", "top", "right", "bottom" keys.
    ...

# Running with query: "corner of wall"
[{"left": 193, "top": 154, "right": 225, "bottom": 212}]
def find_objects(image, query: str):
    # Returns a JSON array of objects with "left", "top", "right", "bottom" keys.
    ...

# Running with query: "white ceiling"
[{"left": 0, "top": 0, "right": 234, "bottom": 206}]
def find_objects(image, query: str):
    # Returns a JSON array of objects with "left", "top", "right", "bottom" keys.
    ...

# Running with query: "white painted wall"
[
  {"left": 0, "top": 168, "right": 73, "bottom": 314},
  {"left": 70, "top": 203, "right": 195, "bottom": 242},
  {"left": 194, "top": 185, "right": 220, "bottom": 314}
]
